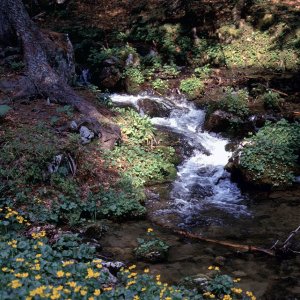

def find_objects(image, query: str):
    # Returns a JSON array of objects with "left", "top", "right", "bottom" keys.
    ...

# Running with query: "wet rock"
[
  {"left": 232, "top": 270, "right": 247, "bottom": 277},
  {"left": 180, "top": 274, "right": 210, "bottom": 292},
  {"left": 80, "top": 126, "right": 95, "bottom": 144},
  {"left": 204, "top": 110, "right": 241, "bottom": 133},
  {"left": 84, "top": 222, "right": 107, "bottom": 239},
  {"left": 137, "top": 98, "right": 171, "bottom": 118},
  {"left": 190, "top": 184, "right": 214, "bottom": 199},
  {"left": 97, "top": 65, "right": 122, "bottom": 89}
]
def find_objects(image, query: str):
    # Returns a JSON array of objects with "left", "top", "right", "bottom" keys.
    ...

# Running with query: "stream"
[{"left": 103, "top": 93, "right": 300, "bottom": 299}]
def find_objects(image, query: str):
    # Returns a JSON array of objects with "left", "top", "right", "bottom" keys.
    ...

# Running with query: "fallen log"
[{"left": 173, "top": 229, "right": 276, "bottom": 256}]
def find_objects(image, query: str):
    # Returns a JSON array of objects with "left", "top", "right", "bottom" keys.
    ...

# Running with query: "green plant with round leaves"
[
  {"left": 180, "top": 76, "right": 204, "bottom": 100},
  {"left": 240, "top": 119, "right": 300, "bottom": 187}
]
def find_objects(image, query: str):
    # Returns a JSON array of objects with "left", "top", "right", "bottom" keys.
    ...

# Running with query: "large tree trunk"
[{"left": 0, "top": 0, "right": 120, "bottom": 148}]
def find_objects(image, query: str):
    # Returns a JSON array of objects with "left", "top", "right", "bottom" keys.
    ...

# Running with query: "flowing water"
[{"left": 106, "top": 93, "right": 300, "bottom": 299}]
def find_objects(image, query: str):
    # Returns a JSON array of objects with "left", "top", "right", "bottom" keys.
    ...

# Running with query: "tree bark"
[{"left": 0, "top": 0, "right": 120, "bottom": 147}]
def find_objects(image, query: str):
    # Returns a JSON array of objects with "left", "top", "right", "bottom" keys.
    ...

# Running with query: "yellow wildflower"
[
  {"left": 10, "top": 279, "right": 22, "bottom": 289},
  {"left": 35, "top": 275, "right": 42, "bottom": 280},
  {"left": 94, "top": 289, "right": 101, "bottom": 296},
  {"left": 147, "top": 228, "right": 153, "bottom": 233},
  {"left": 144, "top": 268, "right": 149, "bottom": 273},
  {"left": 208, "top": 266, "right": 214, "bottom": 270},
  {"left": 80, "top": 290, "right": 87, "bottom": 296},
  {"left": 56, "top": 270, "right": 64, "bottom": 278},
  {"left": 16, "top": 258, "right": 24, "bottom": 262},
  {"left": 103, "top": 287, "right": 112, "bottom": 291},
  {"left": 128, "top": 264, "right": 136, "bottom": 270}
]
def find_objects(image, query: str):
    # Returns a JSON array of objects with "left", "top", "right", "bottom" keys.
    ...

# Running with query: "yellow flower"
[
  {"left": 89, "top": 297, "right": 95, "bottom": 300},
  {"left": 10, "top": 279, "right": 22, "bottom": 289},
  {"left": 147, "top": 228, "right": 153, "bottom": 233},
  {"left": 56, "top": 270, "right": 64, "bottom": 278},
  {"left": 128, "top": 264, "right": 136, "bottom": 270},
  {"left": 144, "top": 268, "right": 149, "bottom": 273},
  {"left": 94, "top": 289, "right": 101, "bottom": 296},
  {"left": 62, "top": 261, "right": 74, "bottom": 267},
  {"left": 103, "top": 287, "right": 112, "bottom": 291},
  {"left": 133, "top": 295, "right": 140, "bottom": 300},
  {"left": 92, "top": 259, "right": 102, "bottom": 264},
  {"left": 80, "top": 290, "right": 87, "bottom": 296},
  {"left": 35, "top": 275, "right": 42, "bottom": 280},
  {"left": 86, "top": 268, "right": 100, "bottom": 279},
  {"left": 208, "top": 266, "right": 214, "bottom": 270},
  {"left": 2, "top": 267, "right": 8, "bottom": 272},
  {"left": 156, "top": 275, "right": 161, "bottom": 281},
  {"left": 16, "top": 258, "right": 25, "bottom": 262},
  {"left": 231, "top": 288, "right": 243, "bottom": 294},
  {"left": 157, "top": 281, "right": 162, "bottom": 285},
  {"left": 222, "top": 296, "right": 232, "bottom": 300},
  {"left": 96, "top": 264, "right": 103, "bottom": 269},
  {"left": 67, "top": 281, "right": 77, "bottom": 288},
  {"left": 214, "top": 266, "right": 220, "bottom": 271},
  {"left": 65, "top": 272, "right": 71, "bottom": 277},
  {"left": 141, "top": 287, "right": 147, "bottom": 292},
  {"left": 36, "top": 254, "right": 42, "bottom": 258},
  {"left": 15, "top": 272, "right": 29, "bottom": 278}
]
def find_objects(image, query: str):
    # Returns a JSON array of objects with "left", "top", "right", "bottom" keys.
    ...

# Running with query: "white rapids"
[{"left": 110, "top": 93, "right": 250, "bottom": 225}]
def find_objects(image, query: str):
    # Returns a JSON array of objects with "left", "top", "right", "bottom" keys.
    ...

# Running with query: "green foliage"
[
  {"left": 219, "top": 87, "right": 250, "bottom": 118},
  {"left": 106, "top": 145, "right": 176, "bottom": 188},
  {"left": 261, "top": 90, "right": 283, "bottom": 110},
  {"left": 56, "top": 105, "right": 74, "bottom": 118},
  {"left": 222, "top": 25, "right": 299, "bottom": 70},
  {"left": 123, "top": 67, "right": 145, "bottom": 85},
  {"left": 180, "top": 76, "right": 204, "bottom": 100},
  {"left": 194, "top": 65, "right": 212, "bottom": 79},
  {"left": 0, "top": 209, "right": 256, "bottom": 300},
  {"left": 90, "top": 187, "right": 146, "bottom": 220},
  {"left": 0, "top": 105, "right": 11, "bottom": 117},
  {"left": 115, "top": 108, "right": 154, "bottom": 145},
  {"left": 135, "top": 228, "right": 169, "bottom": 262},
  {"left": 152, "top": 79, "right": 169, "bottom": 93},
  {"left": 240, "top": 120, "right": 300, "bottom": 187},
  {"left": 161, "top": 64, "right": 180, "bottom": 78}
]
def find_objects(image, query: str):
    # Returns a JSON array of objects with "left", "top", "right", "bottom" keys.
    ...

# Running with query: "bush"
[
  {"left": 152, "top": 79, "right": 169, "bottom": 93},
  {"left": 219, "top": 87, "right": 250, "bottom": 118},
  {"left": 123, "top": 67, "right": 144, "bottom": 85},
  {"left": 262, "top": 90, "right": 283, "bottom": 110},
  {"left": 115, "top": 108, "right": 154, "bottom": 145},
  {"left": 180, "top": 76, "right": 204, "bottom": 100},
  {"left": 240, "top": 120, "right": 300, "bottom": 187},
  {"left": 91, "top": 187, "right": 146, "bottom": 220},
  {"left": 135, "top": 228, "right": 169, "bottom": 262}
]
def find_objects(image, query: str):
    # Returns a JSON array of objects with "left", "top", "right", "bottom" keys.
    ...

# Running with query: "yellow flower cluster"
[
  {"left": 208, "top": 266, "right": 220, "bottom": 271},
  {"left": 246, "top": 291, "right": 256, "bottom": 300},
  {"left": 233, "top": 278, "right": 241, "bottom": 283},
  {"left": 86, "top": 268, "right": 100, "bottom": 279},
  {"left": 9, "top": 279, "right": 22, "bottom": 289},
  {"left": 1, "top": 207, "right": 30, "bottom": 225},
  {"left": 15, "top": 272, "right": 29, "bottom": 278},
  {"left": 203, "top": 291, "right": 216, "bottom": 298},
  {"left": 222, "top": 295, "right": 232, "bottom": 300},
  {"left": 31, "top": 230, "right": 46, "bottom": 239},
  {"left": 231, "top": 287, "right": 243, "bottom": 294},
  {"left": 7, "top": 239, "right": 18, "bottom": 248}
]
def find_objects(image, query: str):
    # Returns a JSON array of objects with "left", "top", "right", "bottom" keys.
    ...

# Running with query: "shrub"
[
  {"left": 152, "top": 79, "right": 169, "bottom": 93},
  {"left": 135, "top": 228, "right": 169, "bottom": 262},
  {"left": 240, "top": 120, "right": 300, "bottom": 187},
  {"left": 262, "top": 90, "right": 283, "bottom": 110},
  {"left": 91, "top": 187, "right": 146, "bottom": 220},
  {"left": 123, "top": 67, "right": 144, "bottom": 85},
  {"left": 219, "top": 87, "right": 250, "bottom": 118},
  {"left": 194, "top": 65, "right": 212, "bottom": 79},
  {"left": 115, "top": 108, "right": 154, "bottom": 145},
  {"left": 180, "top": 76, "right": 204, "bottom": 100}
]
